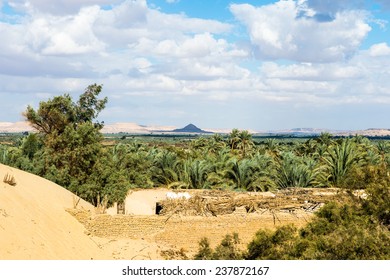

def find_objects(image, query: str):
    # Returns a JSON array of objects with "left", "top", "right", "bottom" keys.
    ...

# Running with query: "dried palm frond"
[{"left": 3, "top": 173, "right": 16, "bottom": 186}]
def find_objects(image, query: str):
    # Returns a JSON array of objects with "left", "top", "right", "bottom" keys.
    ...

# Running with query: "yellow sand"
[{"left": 0, "top": 163, "right": 164, "bottom": 260}]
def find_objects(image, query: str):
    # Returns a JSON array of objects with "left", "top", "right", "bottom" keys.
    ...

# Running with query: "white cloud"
[
  {"left": 8, "top": 0, "right": 123, "bottom": 15},
  {"left": 1, "top": 0, "right": 390, "bottom": 129},
  {"left": 93, "top": 1, "right": 231, "bottom": 50},
  {"left": 254, "top": 46, "right": 390, "bottom": 107},
  {"left": 261, "top": 62, "right": 364, "bottom": 81},
  {"left": 1, "top": 5, "right": 105, "bottom": 56},
  {"left": 136, "top": 32, "right": 245, "bottom": 61},
  {"left": 99, "top": 0, "right": 148, "bottom": 29},
  {"left": 369, "top": 43, "right": 390, "bottom": 57},
  {"left": 0, "top": 0, "right": 233, "bottom": 78},
  {"left": 230, "top": 1, "right": 371, "bottom": 63},
  {"left": 36, "top": 6, "right": 105, "bottom": 55}
]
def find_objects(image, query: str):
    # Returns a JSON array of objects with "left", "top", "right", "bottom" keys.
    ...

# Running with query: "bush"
[
  {"left": 194, "top": 233, "right": 243, "bottom": 260},
  {"left": 194, "top": 238, "right": 213, "bottom": 260},
  {"left": 244, "top": 198, "right": 390, "bottom": 260},
  {"left": 245, "top": 225, "right": 298, "bottom": 260}
]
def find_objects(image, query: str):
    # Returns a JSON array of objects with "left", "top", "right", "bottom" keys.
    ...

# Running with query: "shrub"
[{"left": 194, "top": 233, "right": 243, "bottom": 260}]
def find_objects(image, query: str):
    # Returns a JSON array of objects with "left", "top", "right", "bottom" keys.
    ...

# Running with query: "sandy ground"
[{"left": 0, "top": 164, "right": 166, "bottom": 260}]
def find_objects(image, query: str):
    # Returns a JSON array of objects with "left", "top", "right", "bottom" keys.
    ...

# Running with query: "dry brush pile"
[{"left": 158, "top": 188, "right": 340, "bottom": 218}]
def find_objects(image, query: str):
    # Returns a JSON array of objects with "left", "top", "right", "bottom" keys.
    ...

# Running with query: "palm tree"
[
  {"left": 111, "top": 143, "right": 129, "bottom": 168},
  {"left": 237, "top": 130, "right": 255, "bottom": 157},
  {"left": 376, "top": 141, "right": 390, "bottom": 156},
  {"left": 224, "top": 157, "right": 273, "bottom": 191},
  {"left": 224, "top": 158, "right": 255, "bottom": 191},
  {"left": 316, "top": 132, "right": 334, "bottom": 146},
  {"left": 323, "top": 139, "right": 363, "bottom": 187},
  {"left": 150, "top": 150, "right": 183, "bottom": 187},
  {"left": 207, "top": 134, "right": 227, "bottom": 154},
  {"left": 275, "top": 152, "right": 322, "bottom": 189},
  {"left": 191, "top": 137, "right": 208, "bottom": 150},
  {"left": 183, "top": 159, "right": 212, "bottom": 189},
  {"left": 228, "top": 128, "right": 241, "bottom": 150},
  {"left": 252, "top": 153, "right": 277, "bottom": 191},
  {"left": 376, "top": 140, "right": 390, "bottom": 168},
  {"left": 365, "top": 148, "right": 382, "bottom": 166},
  {"left": 263, "top": 138, "right": 279, "bottom": 157},
  {"left": 206, "top": 148, "right": 233, "bottom": 189}
]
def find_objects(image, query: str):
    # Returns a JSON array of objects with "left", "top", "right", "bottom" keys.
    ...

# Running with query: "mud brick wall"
[
  {"left": 68, "top": 209, "right": 311, "bottom": 256},
  {"left": 66, "top": 209, "right": 92, "bottom": 225},
  {"left": 156, "top": 212, "right": 309, "bottom": 253},
  {"left": 86, "top": 215, "right": 166, "bottom": 239},
  {"left": 68, "top": 210, "right": 166, "bottom": 239}
]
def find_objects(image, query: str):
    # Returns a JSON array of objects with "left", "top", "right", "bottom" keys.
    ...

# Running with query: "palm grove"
[{"left": 1, "top": 85, "right": 389, "bottom": 259}]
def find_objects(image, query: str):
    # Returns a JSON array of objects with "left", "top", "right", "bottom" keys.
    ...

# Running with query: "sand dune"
[
  {"left": 101, "top": 122, "right": 176, "bottom": 134},
  {"left": 0, "top": 164, "right": 163, "bottom": 260},
  {"left": 0, "top": 122, "right": 33, "bottom": 133}
]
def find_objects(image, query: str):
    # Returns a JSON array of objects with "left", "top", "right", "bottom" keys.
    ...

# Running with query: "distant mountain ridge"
[{"left": 2, "top": 122, "right": 390, "bottom": 137}]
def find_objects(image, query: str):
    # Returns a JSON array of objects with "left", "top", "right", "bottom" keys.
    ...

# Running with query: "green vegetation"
[
  {"left": 2, "top": 100, "right": 390, "bottom": 202},
  {"left": 195, "top": 233, "right": 242, "bottom": 260},
  {"left": 1, "top": 84, "right": 390, "bottom": 259}
]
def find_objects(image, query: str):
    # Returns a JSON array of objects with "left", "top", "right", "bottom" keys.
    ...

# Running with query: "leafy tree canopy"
[
  {"left": 22, "top": 84, "right": 113, "bottom": 206},
  {"left": 24, "top": 84, "right": 107, "bottom": 135}
]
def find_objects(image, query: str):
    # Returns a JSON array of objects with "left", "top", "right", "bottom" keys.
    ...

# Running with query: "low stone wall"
[
  {"left": 86, "top": 215, "right": 166, "bottom": 239},
  {"left": 68, "top": 209, "right": 166, "bottom": 239}
]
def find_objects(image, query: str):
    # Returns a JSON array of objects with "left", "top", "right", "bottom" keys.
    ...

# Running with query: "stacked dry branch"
[{"left": 158, "top": 188, "right": 341, "bottom": 217}]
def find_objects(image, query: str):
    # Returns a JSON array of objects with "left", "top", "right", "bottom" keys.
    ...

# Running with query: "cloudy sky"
[{"left": 1, "top": 0, "right": 390, "bottom": 130}]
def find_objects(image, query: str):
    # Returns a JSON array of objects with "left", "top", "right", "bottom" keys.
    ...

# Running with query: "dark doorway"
[
  {"left": 117, "top": 202, "right": 125, "bottom": 214},
  {"left": 155, "top": 202, "right": 163, "bottom": 215}
]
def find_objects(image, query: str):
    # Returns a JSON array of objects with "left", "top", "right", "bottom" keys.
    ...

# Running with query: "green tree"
[
  {"left": 315, "top": 132, "right": 334, "bottom": 146},
  {"left": 195, "top": 234, "right": 243, "bottom": 260},
  {"left": 24, "top": 84, "right": 107, "bottom": 135},
  {"left": 245, "top": 225, "right": 298, "bottom": 260},
  {"left": 194, "top": 238, "right": 213, "bottom": 260},
  {"left": 20, "top": 133, "right": 42, "bottom": 160},
  {"left": 212, "top": 233, "right": 242, "bottom": 260},
  {"left": 150, "top": 150, "right": 184, "bottom": 188},
  {"left": 237, "top": 130, "right": 255, "bottom": 157},
  {"left": 23, "top": 84, "right": 108, "bottom": 205},
  {"left": 276, "top": 152, "right": 322, "bottom": 189},
  {"left": 207, "top": 134, "right": 227, "bottom": 154},
  {"left": 225, "top": 158, "right": 264, "bottom": 191},
  {"left": 228, "top": 129, "right": 241, "bottom": 151},
  {"left": 183, "top": 159, "right": 212, "bottom": 189}
]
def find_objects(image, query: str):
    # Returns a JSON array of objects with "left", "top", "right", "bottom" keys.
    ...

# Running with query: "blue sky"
[{"left": 1, "top": 0, "right": 390, "bottom": 131}]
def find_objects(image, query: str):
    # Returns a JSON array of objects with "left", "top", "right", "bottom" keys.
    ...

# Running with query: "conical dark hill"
[{"left": 172, "top": 123, "right": 212, "bottom": 133}]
